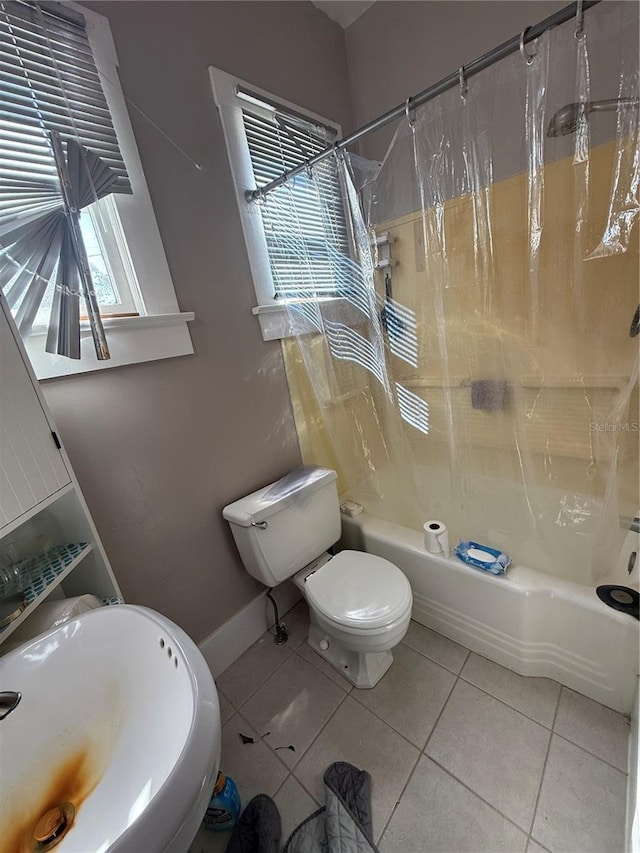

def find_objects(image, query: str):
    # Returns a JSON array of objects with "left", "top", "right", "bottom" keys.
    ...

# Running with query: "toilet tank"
[{"left": 222, "top": 467, "right": 341, "bottom": 587}]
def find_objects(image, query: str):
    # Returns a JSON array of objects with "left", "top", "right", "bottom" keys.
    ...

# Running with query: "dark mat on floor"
[
  {"left": 225, "top": 793, "right": 281, "bottom": 853},
  {"left": 225, "top": 762, "right": 378, "bottom": 853},
  {"left": 284, "top": 761, "right": 379, "bottom": 853}
]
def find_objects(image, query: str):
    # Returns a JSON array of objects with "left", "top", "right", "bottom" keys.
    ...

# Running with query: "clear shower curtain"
[{"left": 273, "top": 0, "right": 639, "bottom": 586}]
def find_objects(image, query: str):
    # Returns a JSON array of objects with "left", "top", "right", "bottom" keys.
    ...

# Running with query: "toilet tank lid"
[{"left": 222, "top": 466, "right": 338, "bottom": 527}]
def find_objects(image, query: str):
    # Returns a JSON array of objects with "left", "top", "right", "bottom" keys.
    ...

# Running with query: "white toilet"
[{"left": 223, "top": 466, "right": 412, "bottom": 688}]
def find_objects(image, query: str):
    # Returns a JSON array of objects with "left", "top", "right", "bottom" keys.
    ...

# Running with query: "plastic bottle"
[{"left": 202, "top": 772, "right": 242, "bottom": 832}]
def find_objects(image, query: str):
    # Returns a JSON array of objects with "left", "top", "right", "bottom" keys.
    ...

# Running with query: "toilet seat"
[{"left": 304, "top": 550, "right": 412, "bottom": 630}]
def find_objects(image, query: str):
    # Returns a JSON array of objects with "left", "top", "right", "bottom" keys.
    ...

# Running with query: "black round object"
[{"left": 596, "top": 585, "right": 639, "bottom": 620}]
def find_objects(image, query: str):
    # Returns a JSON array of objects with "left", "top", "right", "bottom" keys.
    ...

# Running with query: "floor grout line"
[
  {"left": 220, "top": 650, "right": 314, "bottom": 779},
  {"left": 229, "top": 621, "right": 554, "bottom": 801},
  {"left": 227, "top": 696, "right": 336, "bottom": 782},
  {"left": 347, "top": 686, "right": 436, "bottom": 755},
  {"left": 400, "top": 634, "right": 470, "bottom": 676},
  {"left": 398, "top": 637, "right": 469, "bottom": 679},
  {"left": 301, "top": 659, "right": 628, "bottom": 849},
  {"left": 526, "top": 682, "right": 562, "bottom": 840},
  {"left": 427, "top": 755, "right": 534, "bottom": 838},
  {"left": 380, "top": 646, "right": 468, "bottom": 840},
  {"left": 550, "top": 730, "right": 630, "bottom": 775},
  {"left": 376, "top": 662, "right": 463, "bottom": 844},
  {"left": 456, "top": 674, "right": 560, "bottom": 730},
  {"left": 290, "top": 771, "right": 323, "bottom": 807},
  {"left": 272, "top": 770, "right": 292, "bottom": 800},
  {"left": 407, "top": 634, "right": 630, "bottom": 769},
  {"left": 216, "top": 686, "right": 237, "bottom": 720},
  {"left": 402, "top": 629, "right": 578, "bottom": 737},
  {"left": 422, "top": 664, "right": 461, "bottom": 754},
  {"left": 365, "top": 639, "right": 469, "bottom": 750},
  {"left": 279, "top": 676, "right": 424, "bottom": 842},
  {"left": 375, "top": 744, "right": 422, "bottom": 846},
  {"left": 527, "top": 837, "right": 552, "bottom": 853},
  {"left": 551, "top": 687, "right": 631, "bottom": 773},
  {"left": 285, "top": 688, "right": 351, "bottom": 777},
  {"left": 414, "top": 666, "right": 552, "bottom": 841},
  {"left": 219, "top": 643, "right": 295, "bottom": 711},
  {"left": 270, "top": 768, "right": 325, "bottom": 811},
  {"left": 216, "top": 616, "right": 629, "bottom": 853},
  {"left": 292, "top": 644, "right": 353, "bottom": 693},
  {"left": 223, "top": 619, "right": 352, "bottom": 780}
]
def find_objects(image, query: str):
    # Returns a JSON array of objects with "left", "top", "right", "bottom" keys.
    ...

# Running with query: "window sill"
[
  {"left": 27, "top": 312, "right": 195, "bottom": 381},
  {"left": 253, "top": 298, "right": 365, "bottom": 341}
]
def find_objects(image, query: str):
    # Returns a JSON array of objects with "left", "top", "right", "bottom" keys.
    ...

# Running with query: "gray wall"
[
  {"left": 42, "top": 1, "right": 352, "bottom": 643},
  {"left": 345, "top": 0, "right": 629, "bottom": 226},
  {"left": 345, "top": 0, "right": 566, "bottom": 161}
]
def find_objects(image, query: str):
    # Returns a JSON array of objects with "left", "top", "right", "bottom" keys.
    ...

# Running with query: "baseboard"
[{"left": 198, "top": 582, "right": 301, "bottom": 678}]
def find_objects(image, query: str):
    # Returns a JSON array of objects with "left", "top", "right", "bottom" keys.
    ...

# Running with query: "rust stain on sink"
[{"left": 3, "top": 747, "right": 105, "bottom": 853}]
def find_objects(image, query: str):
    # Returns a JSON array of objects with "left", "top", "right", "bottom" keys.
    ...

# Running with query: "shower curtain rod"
[{"left": 246, "top": 0, "right": 600, "bottom": 203}]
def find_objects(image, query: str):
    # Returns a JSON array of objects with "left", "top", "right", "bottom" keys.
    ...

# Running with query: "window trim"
[
  {"left": 25, "top": 311, "right": 195, "bottom": 379},
  {"left": 24, "top": 1, "right": 194, "bottom": 380},
  {"left": 210, "top": 66, "right": 351, "bottom": 341}
]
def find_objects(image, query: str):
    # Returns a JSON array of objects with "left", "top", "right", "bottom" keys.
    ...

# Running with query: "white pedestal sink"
[{"left": 0, "top": 605, "right": 221, "bottom": 852}]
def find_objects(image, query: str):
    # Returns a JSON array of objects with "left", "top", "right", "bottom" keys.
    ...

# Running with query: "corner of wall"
[{"left": 198, "top": 581, "right": 301, "bottom": 677}]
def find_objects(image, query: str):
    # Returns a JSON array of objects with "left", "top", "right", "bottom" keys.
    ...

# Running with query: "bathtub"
[{"left": 340, "top": 513, "right": 639, "bottom": 714}]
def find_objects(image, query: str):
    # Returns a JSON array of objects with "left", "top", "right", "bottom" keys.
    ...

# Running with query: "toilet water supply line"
[
  {"left": 245, "top": 0, "right": 600, "bottom": 204},
  {"left": 266, "top": 588, "right": 289, "bottom": 645}
]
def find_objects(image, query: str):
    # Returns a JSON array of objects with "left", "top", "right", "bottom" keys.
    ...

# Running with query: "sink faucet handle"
[{"left": 0, "top": 691, "right": 21, "bottom": 720}]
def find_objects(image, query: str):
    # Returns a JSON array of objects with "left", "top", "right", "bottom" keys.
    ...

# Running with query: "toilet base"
[{"left": 307, "top": 618, "right": 394, "bottom": 689}]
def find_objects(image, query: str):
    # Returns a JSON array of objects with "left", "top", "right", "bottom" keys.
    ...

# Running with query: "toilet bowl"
[
  {"left": 294, "top": 550, "right": 412, "bottom": 688},
  {"left": 222, "top": 466, "right": 413, "bottom": 688}
]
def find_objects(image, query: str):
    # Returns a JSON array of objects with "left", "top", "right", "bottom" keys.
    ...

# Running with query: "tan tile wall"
[{"left": 283, "top": 140, "right": 639, "bottom": 543}]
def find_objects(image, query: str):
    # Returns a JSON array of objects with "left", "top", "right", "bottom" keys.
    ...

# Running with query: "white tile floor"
[{"left": 190, "top": 601, "right": 630, "bottom": 853}]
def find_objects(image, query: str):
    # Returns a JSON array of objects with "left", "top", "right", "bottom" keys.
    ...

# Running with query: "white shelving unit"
[
  {"left": 0, "top": 543, "right": 93, "bottom": 644},
  {"left": 0, "top": 296, "right": 122, "bottom": 650}
]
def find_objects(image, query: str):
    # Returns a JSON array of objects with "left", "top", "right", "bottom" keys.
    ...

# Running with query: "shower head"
[
  {"left": 547, "top": 103, "right": 585, "bottom": 137},
  {"left": 546, "top": 98, "right": 640, "bottom": 137}
]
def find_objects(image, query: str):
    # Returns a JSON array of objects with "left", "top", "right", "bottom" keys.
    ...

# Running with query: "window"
[
  {"left": 1, "top": 1, "right": 193, "bottom": 379},
  {"left": 241, "top": 107, "right": 349, "bottom": 301},
  {"left": 210, "top": 67, "right": 349, "bottom": 340},
  {"left": 32, "top": 197, "right": 141, "bottom": 328}
]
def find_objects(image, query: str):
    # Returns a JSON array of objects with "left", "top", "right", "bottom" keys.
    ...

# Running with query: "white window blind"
[
  {"left": 0, "top": 0, "right": 130, "bottom": 197},
  {"left": 242, "top": 106, "right": 350, "bottom": 301},
  {"left": 0, "top": 0, "right": 132, "bottom": 359}
]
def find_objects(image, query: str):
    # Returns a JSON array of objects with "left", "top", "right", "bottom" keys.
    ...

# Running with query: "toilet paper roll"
[{"left": 424, "top": 520, "right": 449, "bottom": 556}]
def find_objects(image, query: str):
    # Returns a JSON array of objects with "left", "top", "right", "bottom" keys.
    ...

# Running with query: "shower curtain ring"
[
  {"left": 574, "top": 0, "right": 584, "bottom": 38},
  {"left": 459, "top": 66, "right": 468, "bottom": 99},
  {"left": 404, "top": 97, "right": 415, "bottom": 127},
  {"left": 519, "top": 28, "right": 536, "bottom": 65}
]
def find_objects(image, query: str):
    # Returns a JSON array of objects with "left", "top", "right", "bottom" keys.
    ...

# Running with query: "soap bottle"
[{"left": 202, "top": 772, "right": 242, "bottom": 832}]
